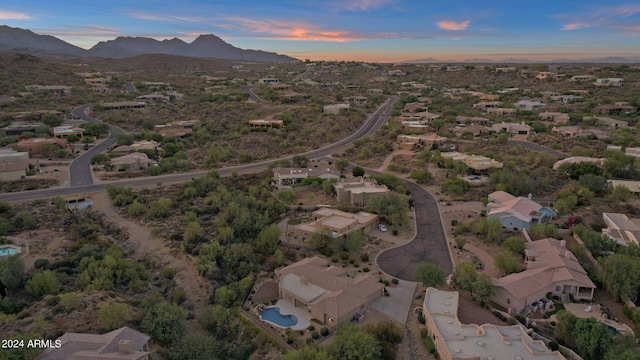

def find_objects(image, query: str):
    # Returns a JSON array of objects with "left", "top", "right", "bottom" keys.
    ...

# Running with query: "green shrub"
[
  {"left": 339, "top": 252, "right": 349, "bottom": 260},
  {"left": 348, "top": 256, "right": 356, "bottom": 264},
  {"left": 332, "top": 257, "right": 339, "bottom": 263},
  {"left": 162, "top": 268, "right": 176, "bottom": 279},
  {"left": 360, "top": 254, "right": 369, "bottom": 262},
  {"left": 392, "top": 229, "right": 398, "bottom": 235},
  {"left": 34, "top": 259, "right": 49, "bottom": 269},
  {"left": 420, "top": 328, "right": 435, "bottom": 353},
  {"left": 363, "top": 267, "right": 370, "bottom": 272},
  {"left": 418, "top": 313, "right": 425, "bottom": 324},
  {"left": 549, "top": 342, "right": 559, "bottom": 351},
  {"left": 320, "top": 327, "right": 329, "bottom": 336},
  {"left": 392, "top": 278, "right": 399, "bottom": 285},
  {"left": 308, "top": 325, "right": 315, "bottom": 331},
  {"left": 311, "top": 330, "right": 319, "bottom": 339}
]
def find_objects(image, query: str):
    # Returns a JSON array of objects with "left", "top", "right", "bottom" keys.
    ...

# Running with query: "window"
[
  {"left": 507, "top": 299, "right": 511, "bottom": 305},
  {"left": 556, "top": 286, "right": 561, "bottom": 292}
]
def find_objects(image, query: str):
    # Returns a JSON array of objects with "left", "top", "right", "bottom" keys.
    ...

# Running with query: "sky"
[{"left": 1, "top": 1, "right": 640, "bottom": 62}]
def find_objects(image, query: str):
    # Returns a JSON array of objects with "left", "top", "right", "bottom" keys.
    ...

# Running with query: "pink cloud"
[
  {"left": 560, "top": 5, "right": 640, "bottom": 32},
  {"left": 0, "top": 11, "right": 33, "bottom": 20},
  {"left": 437, "top": 20, "right": 470, "bottom": 31}
]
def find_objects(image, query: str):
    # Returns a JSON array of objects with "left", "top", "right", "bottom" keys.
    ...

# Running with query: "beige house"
[
  {"left": 292, "top": 208, "right": 378, "bottom": 239},
  {"left": 344, "top": 96, "right": 368, "bottom": 106},
  {"left": 248, "top": 119, "right": 284, "bottom": 128},
  {"left": 423, "top": 287, "right": 565, "bottom": 360},
  {"left": 0, "top": 149, "right": 29, "bottom": 181},
  {"left": 486, "top": 107, "right": 517, "bottom": 116},
  {"left": 275, "top": 257, "right": 384, "bottom": 327},
  {"left": 441, "top": 152, "right": 503, "bottom": 172},
  {"left": 552, "top": 156, "right": 604, "bottom": 170},
  {"left": 492, "top": 238, "right": 595, "bottom": 315},
  {"left": 491, "top": 122, "right": 531, "bottom": 135},
  {"left": 396, "top": 133, "right": 448, "bottom": 150},
  {"left": 53, "top": 125, "right": 84, "bottom": 138},
  {"left": 323, "top": 104, "right": 350, "bottom": 114},
  {"left": 539, "top": 112, "right": 570, "bottom": 122},
  {"left": 36, "top": 326, "right": 150, "bottom": 360},
  {"left": 111, "top": 153, "right": 156, "bottom": 171},
  {"left": 333, "top": 178, "right": 389, "bottom": 207},
  {"left": 602, "top": 213, "right": 640, "bottom": 246},
  {"left": 101, "top": 102, "right": 147, "bottom": 110},
  {"left": 515, "top": 100, "right": 546, "bottom": 111},
  {"left": 585, "top": 116, "right": 627, "bottom": 129},
  {"left": 608, "top": 179, "right": 640, "bottom": 195}
]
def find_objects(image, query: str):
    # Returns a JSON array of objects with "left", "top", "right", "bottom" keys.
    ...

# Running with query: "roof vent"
[
  {"left": 477, "top": 341, "right": 485, "bottom": 346},
  {"left": 504, "top": 341, "right": 511, "bottom": 346}
]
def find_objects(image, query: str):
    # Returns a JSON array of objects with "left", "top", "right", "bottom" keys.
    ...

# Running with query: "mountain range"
[
  {"left": 0, "top": 25, "right": 298, "bottom": 63},
  {"left": 404, "top": 56, "right": 640, "bottom": 64}
]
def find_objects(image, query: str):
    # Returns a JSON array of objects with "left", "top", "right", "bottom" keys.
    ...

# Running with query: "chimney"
[
  {"left": 118, "top": 340, "right": 133, "bottom": 355},
  {"left": 528, "top": 193, "right": 532, "bottom": 200},
  {"left": 560, "top": 239, "right": 567, "bottom": 248}
]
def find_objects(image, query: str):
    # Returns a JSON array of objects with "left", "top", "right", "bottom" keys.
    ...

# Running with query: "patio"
[{"left": 552, "top": 303, "right": 634, "bottom": 337}]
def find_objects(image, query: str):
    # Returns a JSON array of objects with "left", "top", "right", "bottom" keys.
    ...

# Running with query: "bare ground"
[{"left": 89, "top": 192, "right": 211, "bottom": 316}]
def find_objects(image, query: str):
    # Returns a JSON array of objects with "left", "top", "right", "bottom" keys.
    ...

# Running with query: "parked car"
[{"left": 378, "top": 224, "right": 387, "bottom": 232}]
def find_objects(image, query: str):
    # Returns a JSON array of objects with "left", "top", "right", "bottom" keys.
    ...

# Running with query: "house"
[
  {"left": 292, "top": 208, "right": 379, "bottom": 239},
  {"left": 344, "top": 96, "right": 368, "bottom": 106},
  {"left": 519, "top": 69, "right": 538, "bottom": 77},
  {"left": 441, "top": 152, "right": 503, "bottom": 172},
  {"left": 539, "top": 112, "right": 570, "bottom": 123},
  {"left": 551, "top": 126, "right": 608, "bottom": 140},
  {"left": 16, "top": 138, "right": 69, "bottom": 155},
  {"left": 585, "top": 116, "right": 627, "bottom": 129},
  {"left": 492, "top": 238, "right": 595, "bottom": 315},
  {"left": 491, "top": 122, "right": 531, "bottom": 135},
  {"left": 602, "top": 213, "right": 640, "bottom": 246},
  {"left": 595, "top": 78, "right": 623, "bottom": 86},
  {"left": 515, "top": 100, "right": 546, "bottom": 111},
  {"left": 1, "top": 123, "right": 46, "bottom": 137},
  {"left": 110, "top": 153, "right": 156, "bottom": 171},
  {"left": 248, "top": 119, "right": 284, "bottom": 128},
  {"left": 486, "top": 191, "right": 555, "bottom": 230},
  {"left": 396, "top": 134, "right": 448, "bottom": 150},
  {"left": 423, "top": 287, "right": 565, "bottom": 360},
  {"left": 550, "top": 95, "right": 582, "bottom": 103},
  {"left": 472, "top": 101, "right": 503, "bottom": 111},
  {"left": 274, "top": 257, "right": 383, "bottom": 328},
  {"left": 153, "top": 120, "right": 199, "bottom": 138},
  {"left": 129, "top": 140, "right": 160, "bottom": 152},
  {"left": 101, "top": 102, "right": 147, "bottom": 110},
  {"left": 401, "top": 120, "right": 430, "bottom": 133},
  {"left": 258, "top": 78, "right": 279, "bottom": 84},
  {"left": 455, "top": 116, "right": 490, "bottom": 126},
  {"left": 486, "top": 107, "right": 517, "bottom": 116},
  {"left": 456, "top": 124, "right": 488, "bottom": 137},
  {"left": 571, "top": 74, "right": 595, "bottom": 81},
  {"left": 607, "top": 180, "right": 640, "bottom": 195},
  {"left": 36, "top": 326, "right": 150, "bottom": 360},
  {"left": 135, "top": 94, "right": 170, "bottom": 102},
  {"left": 323, "top": 104, "right": 350, "bottom": 114},
  {"left": 53, "top": 125, "right": 84, "bottom": 139},
  {"left": 552, "top": 156, "right": 604, "bottom": 170},
  {"left": 593, "top": 105, "right": 638, "bottom": 115},
  {"left": 536, "top": 71, "right": 558, "bottom": 80},
  {"left": 272, "top": 167, "right": 340, "bottom": 188},
  {"left": 625, "top": 147, "right": 640, "bottom": 158},
  {"left": 333, "top": 178, "right": 389, "bottom": 207},
  {"left": 495, "top": 66, "right": 516, "bottom": 72},
  {"left": 0, "top": 149, "right": 29, "bottom": 181}
]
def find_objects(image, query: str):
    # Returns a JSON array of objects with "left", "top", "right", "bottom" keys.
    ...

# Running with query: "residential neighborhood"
[{"left": 1, "top": 43, "right": 640, "bottom": 360}]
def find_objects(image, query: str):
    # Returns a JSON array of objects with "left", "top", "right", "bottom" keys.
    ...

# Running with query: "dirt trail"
[
  {"left": 375, "top": 149, "right": 415, "bottom": 172},
  {"left": 90, "top": 192, "right": 211, "bottom": 315}
]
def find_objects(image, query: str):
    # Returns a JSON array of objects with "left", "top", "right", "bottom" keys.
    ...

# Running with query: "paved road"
[
  {"left": 124, "top": 82, "right": 136, "bottom": 93},
  {"left": 509, "top": 140, "right": 567, "bottom": 158},
  {"left": 241, "top": 85, "right": 261, "bottom": 102},
  {"left": 376, "top": 181, "right": 452, "bottom": 281},
  {"left": 0, "top": 97, "right": 397, "bottom": 203},
  {"left": 69, "top": 104, "right": 124, "bottom": 186}
]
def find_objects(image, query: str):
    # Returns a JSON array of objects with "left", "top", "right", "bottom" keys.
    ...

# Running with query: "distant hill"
[
  {"left": 0, "top": 25, "right": 299, "bottom": 63},
  {"left": 405, "top": 56, "right": 640, "bottom": 64}
]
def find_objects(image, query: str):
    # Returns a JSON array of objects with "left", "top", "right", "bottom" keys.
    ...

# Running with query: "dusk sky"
[{"left": 2, "top": 1, "right": 640, "bottom": 62}]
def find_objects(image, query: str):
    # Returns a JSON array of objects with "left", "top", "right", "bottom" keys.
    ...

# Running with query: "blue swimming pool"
[
  {"left": 0, "top": 247, "right": 17, "bottom": 256},
  {"left": 261, "top": 307, "right": 298, "bottom": 328}
]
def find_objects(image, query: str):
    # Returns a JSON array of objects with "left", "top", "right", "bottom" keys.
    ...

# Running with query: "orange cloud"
[
  {"left": 0, "top": 11, "right": 33, "bottom": 20},
  {"left": 437, "top": 20, "right": 470, "bottom": 31}
]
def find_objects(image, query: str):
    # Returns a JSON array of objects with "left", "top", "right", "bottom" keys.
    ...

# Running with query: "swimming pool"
[
  {"left": 261, "top": 307, "right": 298, "bottom": 328},
  {"left": 0, "top": 246, "right": 17, "bottom": 256}
]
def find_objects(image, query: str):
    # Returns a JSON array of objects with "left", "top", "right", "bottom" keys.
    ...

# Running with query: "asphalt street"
[{"left": 376, "top": 181, "right": 452, "bottom": 281}]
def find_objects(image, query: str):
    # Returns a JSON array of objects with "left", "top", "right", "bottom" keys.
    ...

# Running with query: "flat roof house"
[
  {"left": 423, "top": 287, "right": 565, "bottom": 360},
  {"left": 0, "top": 149, "right": 29, "bottom": 181},
  {"left": 595, "top": 78, "right": 623, "bottom": 86},
  {"left": 333, "top": 178, "right": 389, "bottom": 207},
  {"left": 492, "top": 238, "right": 595, "bottom": 315},
  {"left": 16, "top": 138, "right": 68, "bottom": 155},
  {"left": 53, "top": 125, "right": 84, "bottom": 139},
  {"left": 323, "top": 104, "right": 350, "bottom": 114},
  {"left": 248, "top": 119, "right": 284, "bottom": 128},
  {"left": 441, "top": 152, "right": 503, "bottom": 172},
  {"left": 552, "top": 156, "right": 604, "bottom": 170},
  {"left": 292, "top": 208, "right": 378, "bottom": 239},
  {"left": 491, "top": 122, "right": 532, "bottom": 135},
  {"left": 396, "top": 134, "right": 448, "bottom": 150},
  {"left": 607, "top": 180, "right": 640, "bottom": 195},
  {"left": 111, "top": 153, "right": 156, "bottom": 171},
  {"left": 539, "top": 112, "right": 570, "bottom": 122},
  {"left": 275, "top": 257, "right": 384, "bottom": 328},
  {"left": 515, "top": 100, "right": 546, "bottom": 111},
  {"left": 486, "top": 191, "right": 555, "bottom": 231},
  {"left": 36, "top": 326, "right": 150, "bottom": 360}
]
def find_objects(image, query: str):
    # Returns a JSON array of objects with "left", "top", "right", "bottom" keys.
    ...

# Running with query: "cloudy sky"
[{"left": 2, "top": 1, "right": 640, "bottom": 62}]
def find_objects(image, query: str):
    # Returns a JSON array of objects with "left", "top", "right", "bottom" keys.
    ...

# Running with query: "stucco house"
[
  {"left": 486, "top": 191, "right": 555, "bottom": 230},
  {"left": 602, "top": 213, "right": 640, "bottom": 246},
  {"left": 110, "top": 153, "right": 156, "bottom": 171},
  {"left": 424, "top": 288, "right": 565, "bottom": 360},
  {"left": 492, "top": 238, "right": 595, "bottom": 315},
  {"left": 292, "top": 208, "right": 378, "bottom": 239},
  {"left": 36, "top": 326, "right": 150, "bottom": 360},
  {"left": 272, "top": 167, "right": 340, "bottom": 188},
  {"left": 333, "top": 178, "right": 389, "bottom": 207},
  {"left": 275, "top": 257, "right": 384, "bottom": 328}
]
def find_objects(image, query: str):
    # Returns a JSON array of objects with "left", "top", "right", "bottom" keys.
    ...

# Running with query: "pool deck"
[
  {"left": 551, "top": 303, "right": 634, "bottom": 337},
  {"left": 263, "top": 300, "right": 311, "bottom": 330}
]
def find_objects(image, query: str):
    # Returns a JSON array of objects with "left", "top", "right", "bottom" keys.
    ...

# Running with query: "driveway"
[
  {"left": 371, "top": 280, "right": 416, "bottom": 325},
  {"left": 376, "top": 181, "right": 452, "bottom": 281}
]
